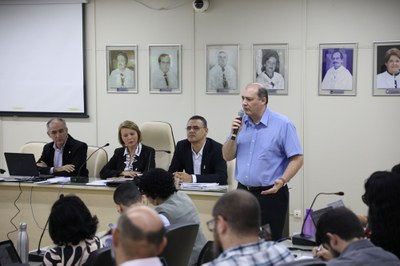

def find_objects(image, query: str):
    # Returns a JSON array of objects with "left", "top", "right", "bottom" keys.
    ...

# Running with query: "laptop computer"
[
  {"left": 0, "top": 239, "right": 28, "bottom": 266},
  {"left": 4, "top": 152, "right": 54, "bottom": 182}
]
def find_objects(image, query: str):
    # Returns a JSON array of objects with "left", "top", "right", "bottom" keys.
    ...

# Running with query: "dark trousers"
[{"left": 238, "top": 182, "right": 289, "bottom": 241}]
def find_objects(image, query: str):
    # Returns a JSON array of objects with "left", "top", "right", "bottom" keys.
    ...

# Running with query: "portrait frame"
[
  {"left": 318, "top": 43, "right": 358, "bottom": 96},
  {"left": 149, "top": 44, "right": 182, "bottom": 94},
  {"left": 206, "top": 44, "right": 239, "bottom": 94},
  {"left": 253, "top": 43, "right": 289, "bottom": 95},
  {"left": 106, "top": 45, "right": 138, "bottom": 94},
  {"left": 373, "top": 41, "right": 400, "bottom": 96}
]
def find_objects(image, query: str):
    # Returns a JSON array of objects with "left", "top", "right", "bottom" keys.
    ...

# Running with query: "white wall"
[{"left": 1, "top": 0, "right": 399, "bottom": 234}]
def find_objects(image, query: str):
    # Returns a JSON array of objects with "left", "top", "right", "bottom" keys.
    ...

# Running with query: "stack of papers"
[
  {"left": 179, "top": 183, "right": 226, "bottom": 191},
  {"left": 34, "top": 176, "right": 70, "bottom": 184}
]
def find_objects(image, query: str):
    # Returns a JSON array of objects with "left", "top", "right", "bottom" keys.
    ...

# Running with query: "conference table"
[{"left": 0, "top": 179, "right": 225, "bottom": 252}]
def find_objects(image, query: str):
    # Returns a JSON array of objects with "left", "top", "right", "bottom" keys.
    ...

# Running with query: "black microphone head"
[
  {"left": 104, "top": 143, "right": 110, "bottom": 147},
  {"left": 336, "top": 192, "right": 344, "bottom": 196}
]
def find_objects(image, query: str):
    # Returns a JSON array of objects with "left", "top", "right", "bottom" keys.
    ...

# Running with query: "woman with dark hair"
[
  {"left": 363, "top": 170, "right": 400, "bottom": 258},
  {"left": 100, "top": 120, "right": 155, "bottom": 179},
  {"left": 256, "top": 49, "right": 284, "bottom": 90},
  {"left": 138, "top": 168, "right": 207, "bottom": 266},
  {"left": 43, "top": 195, "right": 100, "bottom": 266},
  {"left": 377, "top": 48, "right": 400, "bottom": 89}
]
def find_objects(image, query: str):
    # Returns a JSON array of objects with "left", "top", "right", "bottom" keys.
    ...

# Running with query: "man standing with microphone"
[{"left": 222, "top": 82, "right": 303, "bottom": 240}]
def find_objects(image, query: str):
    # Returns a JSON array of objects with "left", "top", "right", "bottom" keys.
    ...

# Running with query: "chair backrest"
[
  {"left": 19, "top": 142, "right": 47, "bottom": 161},
  {"left": 227, "top": 159, "right": 237, "bottom": 190},
  {"left": 196, "top": 240, "right": 215, "bottom": 266},
  {"left": 87, "top": 146, "right": 108, "bottom": 177},
  {"left": 85, "top": 246, "right": 113, "bottom": 266},
  {"left": 140, "top": 121, "right": 176, "bottom": 170},
  {"left": 159, "top": 222, "right": 199, "bottom": 266}
]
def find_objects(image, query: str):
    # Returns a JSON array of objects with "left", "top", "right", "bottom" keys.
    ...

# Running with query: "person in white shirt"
[
  {"left": 321, "top": 50, "right": 353, "bottom": 91},
  {"left": 111, "top": 205, "right": 167, "bottom": 266},
  {"left": 209, "top": 51, "right": 237, "bottom": 91},
  {"left": 256, "top": 49, "right": 285, "bottom": 90},
  {"left": 109, "top": 52, "right": 135, "bottom": 91},
  {"left": 152, "top": 53, "right": 178, "bottom": 90},
  {"left": 377, "top": 48, "right": 400, "bottom": 89}
]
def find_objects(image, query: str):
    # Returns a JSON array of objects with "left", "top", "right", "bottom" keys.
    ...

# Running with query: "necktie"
[
  {"left": 120, "top": 73, "right": 125, "bottom": 86},
  {"left": 222, "top": 67, "right": 227, "bottom": 88},
  {"left": 164, "top": 73, "right": 169, "bottom": 87}
]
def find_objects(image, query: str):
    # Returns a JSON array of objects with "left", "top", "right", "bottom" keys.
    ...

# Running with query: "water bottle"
[{"left": 17, "top": 222, "right": 29, "bottom": 264}]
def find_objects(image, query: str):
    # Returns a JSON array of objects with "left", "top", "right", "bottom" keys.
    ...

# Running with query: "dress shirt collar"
[{"left": 123, "top": 143, "right": 142, "bottom": 157}]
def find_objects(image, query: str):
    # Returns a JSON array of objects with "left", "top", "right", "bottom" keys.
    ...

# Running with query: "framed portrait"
[
  {"left": 149, "top": 44, "right": 181, "bottom": 94},
  {"left": 206, "top": 44, "right": 239, "bottom": 94},
  {"left": 106, "top": 45, "right": 138, "bottom": 93},
  {"left": 253, "top": 43, "right": 288, "bottom": 95},
  {"left": 373, "top": 41, "right": 400, "bottom": 96},
  {"left": 318, "top": 43, "right": 357, "bottom": 96}
]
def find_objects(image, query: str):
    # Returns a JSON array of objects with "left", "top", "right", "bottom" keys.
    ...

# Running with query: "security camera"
[{"left": 193, "top": 0, "right": 209, "bottom": 12}]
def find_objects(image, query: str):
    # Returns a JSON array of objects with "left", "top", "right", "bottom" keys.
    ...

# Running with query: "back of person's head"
[
  {"left": 113, "top": 182, "right": 142, "bottom": 209},
  {"left": 118, "top": 120, "right": 142, "bottom": 145},
  {"left": 315, "top": 207, "right": 364, "bottom": 246},
  {"left": 363, "top": 170, "right": 400, "bottom": 258},
  {"left": 212, "top": 190, "right": 260, "bottom": 237},
  {"left": 391, "top": 163, "right": 400, "bottom": 174},
  {"left": 115, "top": 205, "right": 166, "bottom": 259},
  {"left": 138, "top": 168, "right": 177, "bottom": 200},
  {"left": 48, "top": 194, "right": 98, "bottom": 245}
]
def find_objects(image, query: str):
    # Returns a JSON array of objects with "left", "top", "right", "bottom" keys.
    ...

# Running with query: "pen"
[{"left": 316, "top": 244, "right": 323, "bottom": 252}]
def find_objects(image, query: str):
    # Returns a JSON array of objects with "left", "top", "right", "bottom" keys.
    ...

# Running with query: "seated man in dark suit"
[
  {"left": 168, "top": 115, "right": 227, "bottom": 185},
  {"left": 36, "top": 117, "right": 88, "bottom": 177}
]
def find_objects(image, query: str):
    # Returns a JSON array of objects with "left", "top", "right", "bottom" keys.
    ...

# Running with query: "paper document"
[
  {"left": 34, "top": 176, "right": 70, "bottom": 184},
  {"left": 86, "top": 180, "right": 108, "bottom": 186},
  {"left": 180, "top": 182, "right": 219, "bottom": 189}
]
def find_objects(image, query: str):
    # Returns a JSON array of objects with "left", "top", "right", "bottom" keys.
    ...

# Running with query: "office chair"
[
  {"left": 19, "top": 141, "right": 47, "bottom": 161},
  {"left": 159, "top": 222, "right": 199, "bottom": 266},
  {"left": 86, "top": 145, "right": 108, "bottom": 177},
  {"left": 196, "top": 240, "right": 215, "bottom": 265},
  {"left": 140, "top": 121, "right": 176, "bottom": 170},
  {"left": 85, "top": 246, "right": 113, "bottom": 266}
]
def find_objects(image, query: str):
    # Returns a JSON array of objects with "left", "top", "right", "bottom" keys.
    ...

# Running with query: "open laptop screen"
[{"left": 0, "top": 240, "right": 22, "bottom": 265}]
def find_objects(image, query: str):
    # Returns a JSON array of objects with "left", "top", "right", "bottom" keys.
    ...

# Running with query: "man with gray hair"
[
  {"left": 112, "top": 205, "right": 167, "bottom": 266},
  {"left": 37, "top": 117, "right": 88, "bottom": 177}
]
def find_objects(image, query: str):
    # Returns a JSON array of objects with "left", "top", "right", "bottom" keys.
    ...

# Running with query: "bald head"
[{"left": 113, "top": 205, "right": 166, "bottom": 264}]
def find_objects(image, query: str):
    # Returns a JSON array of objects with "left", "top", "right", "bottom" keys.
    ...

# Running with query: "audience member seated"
[
  {"left": 111, "top": 205, "right": 167, "bottom": 266},
  {"left": 362, "top": 170, "right": 400, "bottom": 259},
  {"left": 313, "top": 207, "right": 400, "bottom": 265},
  {"left": 37, "top": 117, "right": 88, "bottom": 177},
  {"left": 168, "top": 115, "right": 227, "bottom": 185},
  {"left": 104, "top": 182, "right": 170, "bottom": 247},
  {"left": 138, "top": 168, "right": 207, "bottom": 265},
  {"left": 100, "top": 120, "right": 155, "bottom": 179},
  {"left": 203, "top": 190, "right": 295, "bottom": 266},
  {"left": 43, "top": 195, "right": 100, "bottom": 266},
  {"left": 392, "top": 163, "right": 400, "bottom": 174}
]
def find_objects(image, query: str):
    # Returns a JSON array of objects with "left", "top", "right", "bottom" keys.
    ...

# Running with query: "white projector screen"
[{"left": 0, "top": 3, "right": 87, "bottom": 117}]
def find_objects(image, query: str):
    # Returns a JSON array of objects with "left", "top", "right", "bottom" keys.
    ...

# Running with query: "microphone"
[
  {"left": 291, "top": 191, "right": 344, "bottom": 246},
  {"left": 71, "top": 143, "right": 110, "bottom": 183},
  {"left": 0, "top": 169, "right": 5, "bottom": 174},
  {"left": 230, "top": 110, "right": 244, "bottom": 140},
  {"left": 29, "top": 193, "right": 64, "bottom": 262}
]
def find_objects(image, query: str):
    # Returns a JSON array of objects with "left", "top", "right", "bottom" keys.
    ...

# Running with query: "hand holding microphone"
[{"left": 231, "top": 110, "right": 244, "bottom": 140}]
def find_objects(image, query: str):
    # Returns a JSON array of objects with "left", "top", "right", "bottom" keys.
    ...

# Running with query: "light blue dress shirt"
[{"left": 235, "top": 108, "right": 303, "bottom": 186}]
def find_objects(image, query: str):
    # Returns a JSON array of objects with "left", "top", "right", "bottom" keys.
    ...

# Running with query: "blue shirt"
[
  {"left": 203, "top": 240, "right": 295, "bottom": 266},
  {"left": 235, "top": 108, "right": 302, "bottom": 186}
]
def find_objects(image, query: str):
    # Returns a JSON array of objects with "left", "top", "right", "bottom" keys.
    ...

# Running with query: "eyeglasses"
[
  {"left": 206, "top": 218, "right": 215, "bottom": 232},
  {"left": 185, "top": 126, "right": 204, "bottom": 131}
]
